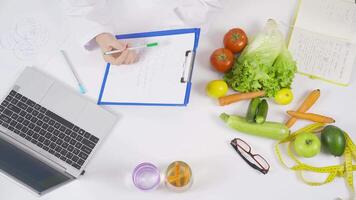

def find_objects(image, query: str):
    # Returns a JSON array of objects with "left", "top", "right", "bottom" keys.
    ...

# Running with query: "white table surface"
[{"left": 1, "top": 0, "right": 355, "bottom": 200}]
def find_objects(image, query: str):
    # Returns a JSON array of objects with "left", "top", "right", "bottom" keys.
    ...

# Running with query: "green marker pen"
[{"left": 104, "top": 42, "right": 158, "bottom": 55}]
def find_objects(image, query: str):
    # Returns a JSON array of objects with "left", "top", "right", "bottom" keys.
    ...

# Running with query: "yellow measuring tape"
[{"left": 275, "top": 123, "right": 356, "bottom": 198}]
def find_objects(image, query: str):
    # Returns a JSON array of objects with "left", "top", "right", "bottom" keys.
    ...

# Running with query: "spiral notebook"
[
  {"left": 288, "top": 0, "right": 356, "bottom": 86},
  {"left": 97, "top": 28, "right": 200, "bottom": 106}
]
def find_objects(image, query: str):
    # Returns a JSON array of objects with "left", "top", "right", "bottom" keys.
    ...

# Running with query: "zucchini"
[
  {"left": 246, "top": 98, "right": 261, "bottom": 123},
  {"left": 255, "top": 99, "right": 268, "bottom": 124},
  {"left": 220, "top": 113, "right": 290, "bottom": 140}
]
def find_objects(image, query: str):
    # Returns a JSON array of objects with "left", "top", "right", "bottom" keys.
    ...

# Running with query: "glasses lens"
[
  {"left": 253, "top": 155, "right": 270, "bottom": 170},
  {"left": 238, "top": 149, "right": 257, "bottom": 164},
  {"left": 235, "top": 139, "right": 251, "bottom": 153}
]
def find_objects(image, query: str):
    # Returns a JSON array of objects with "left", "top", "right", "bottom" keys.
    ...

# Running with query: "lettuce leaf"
[
  {"left": 224, "top": 19, "right": 297, "bottom": 97},
  {"left": 273, "top": 44, "right": 297, "bottom": 88}
]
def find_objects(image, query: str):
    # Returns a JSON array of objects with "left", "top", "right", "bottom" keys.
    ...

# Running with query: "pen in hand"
[{"left": 104, "top": 42, "right": 158, "bottom": 55}]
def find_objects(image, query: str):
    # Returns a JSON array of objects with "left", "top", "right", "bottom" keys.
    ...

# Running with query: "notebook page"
[
  {"left": 295, "top": 0, "right": 356, "bottom": 40},
  {"left": 100, "top": 33, "right": 195, "bottom": 104},
  {"left": 289, "top": 27, "right": 356, "bottom": 85}
]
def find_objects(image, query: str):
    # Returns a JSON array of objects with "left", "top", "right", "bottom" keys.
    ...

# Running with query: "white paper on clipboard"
[{"left": 98, "top": 31, "right": 197, "bottom": 105}]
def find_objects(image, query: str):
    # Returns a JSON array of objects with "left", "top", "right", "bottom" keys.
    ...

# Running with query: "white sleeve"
[{"left": 62, "top": 0, "right": 114, "bottom": 50}]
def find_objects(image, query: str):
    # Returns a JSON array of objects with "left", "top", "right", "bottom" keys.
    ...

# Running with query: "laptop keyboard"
[{"left": 0, "top": 90, "right": 99, "bottom": 170}]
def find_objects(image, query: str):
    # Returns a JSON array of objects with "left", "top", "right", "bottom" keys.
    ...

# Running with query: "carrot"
[
  {"left": 285, "top": 89, "right": 320, "bottom": 128},
  {"left": 218, "top": 91, "right": 265, "bottom": 106},
  {"left": 183, "top": 167, "right": 190, "bottom": 185},
  {"left": 287, "top": 111, "right": 335, "bottom": 123},
  {"left": 167, "top": 175, "right": 180, "bottom": 183},
  {"left": 174, "top": 163, "right": 180, "bottom": 187},
  {"left": 167, "top": 169, "right": 190, "bottom": 186}
]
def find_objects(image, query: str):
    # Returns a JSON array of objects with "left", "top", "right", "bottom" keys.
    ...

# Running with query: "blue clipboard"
[{"left": 97, "top": 28, "right": 200, "bottom": 106}]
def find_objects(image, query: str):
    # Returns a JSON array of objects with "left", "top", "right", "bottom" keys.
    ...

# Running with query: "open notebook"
[
  {"left": 97, "top": 28, "right": 200, "bottom": 106},
  {"left": 288, "top": 0, "right": 356, "bottom": 86}
]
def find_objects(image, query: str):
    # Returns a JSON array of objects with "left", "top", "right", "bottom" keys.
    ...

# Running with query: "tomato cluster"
[{"left": 210, "top": 28, "right": 248, "bottom": 73}]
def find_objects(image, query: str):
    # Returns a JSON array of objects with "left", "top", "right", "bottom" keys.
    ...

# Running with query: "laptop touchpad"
[{"left": 40, "top": 83, "right": 87, "bottom": 122}]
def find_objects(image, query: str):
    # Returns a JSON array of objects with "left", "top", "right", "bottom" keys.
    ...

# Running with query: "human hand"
[{"left": 95, "top": 33, "right": 138, "bottom": 65}]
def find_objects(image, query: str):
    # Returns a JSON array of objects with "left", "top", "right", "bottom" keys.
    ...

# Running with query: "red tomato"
[
  {"left": 210, "top": 48, "right": 234, "bottom": 73},
  {"left": 223, "top": 28, "right": 248, "bottom": 53}
]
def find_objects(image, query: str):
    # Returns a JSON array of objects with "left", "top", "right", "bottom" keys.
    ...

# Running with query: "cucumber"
[
  {"left": 246, "top": 98, "right": 261, "bottom": 123},
  {"left": 255, "top": 99, "right": 268, "bottom": 124},
  {"left": 220, "top": 113, "right": 290, "bottom": 140}
]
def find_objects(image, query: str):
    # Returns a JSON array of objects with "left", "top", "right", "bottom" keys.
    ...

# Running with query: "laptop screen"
[{"left": 0, "top": 137, "right": 72, "bottom": 194}]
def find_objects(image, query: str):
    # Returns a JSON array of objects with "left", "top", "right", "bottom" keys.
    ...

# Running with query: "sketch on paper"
[{"left": 0, "top": 17, "right": 49, "bottom": 60}]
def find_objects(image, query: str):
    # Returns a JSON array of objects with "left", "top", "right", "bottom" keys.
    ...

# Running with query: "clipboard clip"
[{"left": 180, "top": 50, "right": 195, "bottom": 83}]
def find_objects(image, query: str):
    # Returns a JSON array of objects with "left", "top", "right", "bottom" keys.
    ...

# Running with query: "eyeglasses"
[{"left": 230, "top": 138, "right": 270, "bottom": 175}]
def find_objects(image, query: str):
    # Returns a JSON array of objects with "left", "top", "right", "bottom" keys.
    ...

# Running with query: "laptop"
[{"left": 0, "top": 67, "right": 117, "bottom": 195}]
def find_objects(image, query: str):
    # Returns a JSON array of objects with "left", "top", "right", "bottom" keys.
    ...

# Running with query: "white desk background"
[{"left": 0, "top": 0, "right": 355, "bottom": 199}]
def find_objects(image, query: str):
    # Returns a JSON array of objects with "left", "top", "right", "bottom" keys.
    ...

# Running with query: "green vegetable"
[
  {"left": 321, "top": 125, "right": 346, "bottom": 156},
  {"left": 220, "top": 113, "right": 289, "bottom": 140},
  {"left": 255, "top": 99, "right": 268, "bottom": 124},
  {"left": 273, "top": 44, "right": 297, "bottom": 88},
  {"left": 246, "top": 98, "right": 261, "bottom": 122},
  {"left": 224, "top": 19, "right": 297, "bottom": 97}
]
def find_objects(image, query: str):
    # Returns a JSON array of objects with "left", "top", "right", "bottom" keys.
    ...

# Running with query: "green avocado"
[{"left": 321, "top": 125, "right": 346, "bottom": 156}]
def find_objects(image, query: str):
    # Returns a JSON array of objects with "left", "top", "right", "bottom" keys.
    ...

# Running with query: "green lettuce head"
[{"left": 224, "top": 19, "right": 297, "bottom": 97}]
